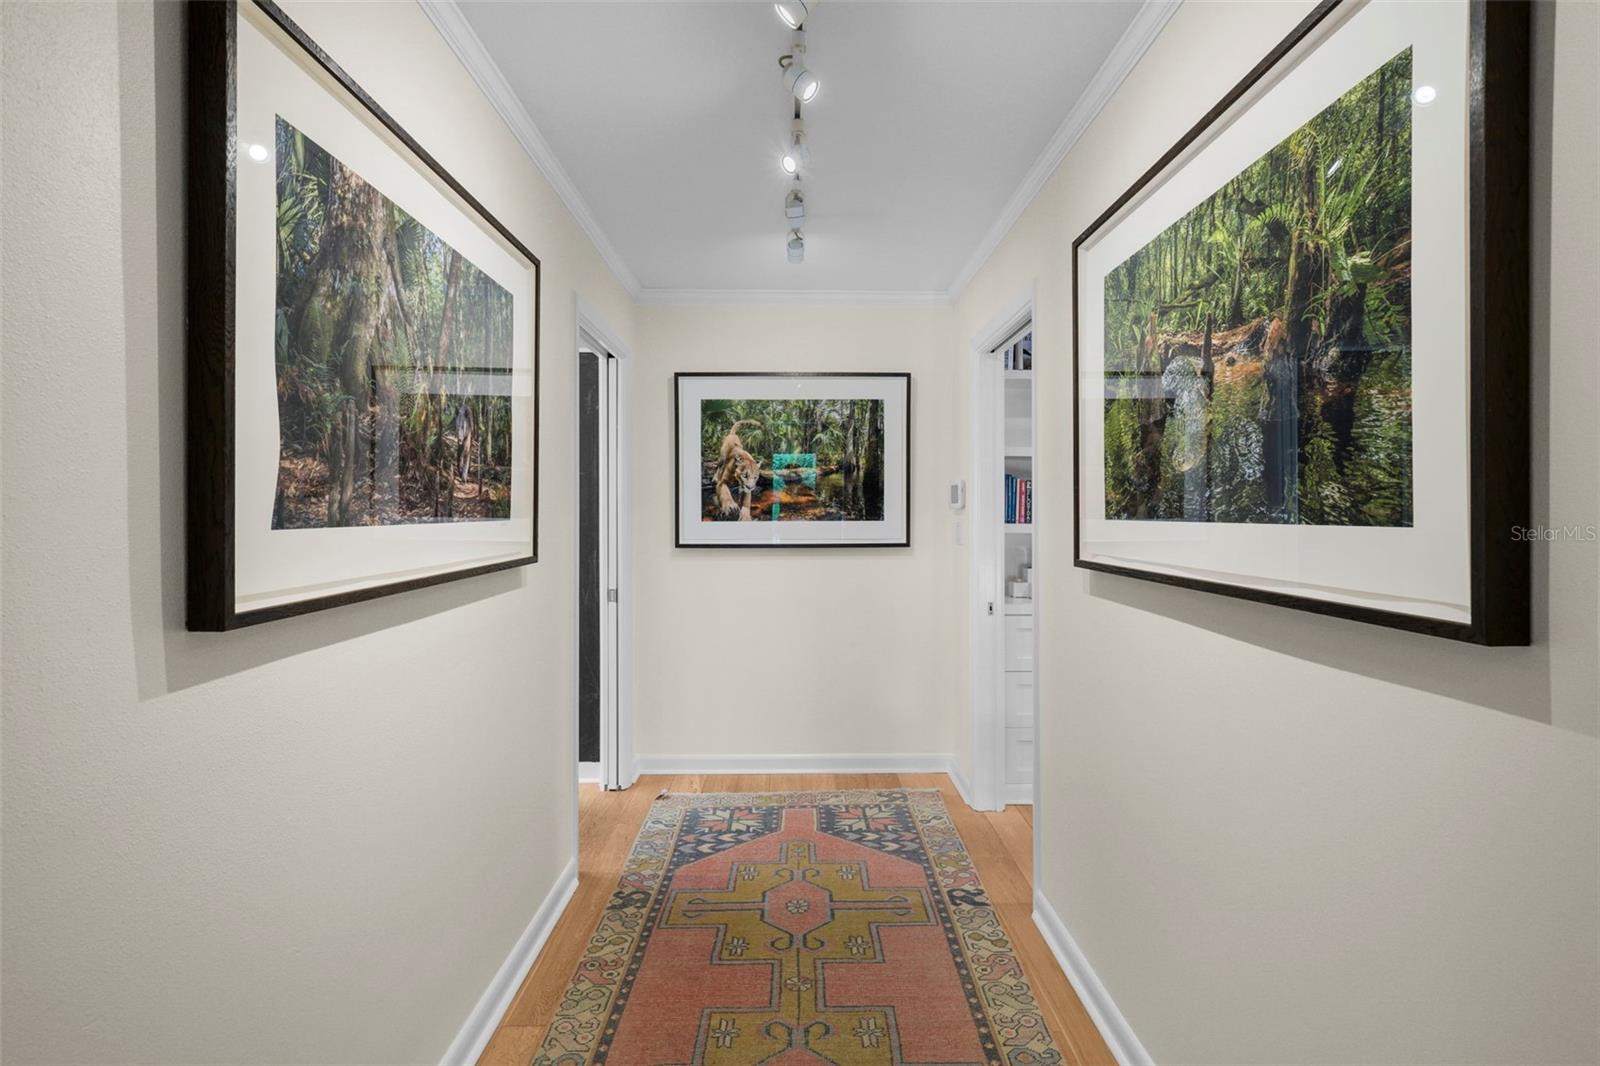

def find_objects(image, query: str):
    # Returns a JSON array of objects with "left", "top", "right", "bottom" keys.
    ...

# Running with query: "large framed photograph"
[
  {"left": 187, "top": 1, "right": 540, "bottom": 630},
  {"left": 675, "top": 373, "right": 911, "bottom": 548},
  {"left": 1073, "top": 0, "right": 1528, "bottom": 644}
]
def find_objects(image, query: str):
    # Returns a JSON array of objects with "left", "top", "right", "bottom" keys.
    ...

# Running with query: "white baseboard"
[
  {"left": 1032, "top": 889, "right": 1153, "bottom": 1066},
  {"left": 1002, "top": 782, "right": 1035, "bottom": 806},
  {"left": 946, "top": 759, "right": 977, "bottom": 808},
  {"left": 633, "top": 753, "right": 956, "bottom": 776},
  {"left": 577, "top": 761, "right": 601, "bottom": 784},
  {"left": 439, "top": 857, "right": 579, "bottom": 1066}
]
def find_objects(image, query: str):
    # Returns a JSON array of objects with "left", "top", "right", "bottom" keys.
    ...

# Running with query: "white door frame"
[
  {"left": 575, "top": 297, "right": 636, "bottom": 792},
  {"left": 967, "top": 288, "right": 1035, "bottom": 812}
]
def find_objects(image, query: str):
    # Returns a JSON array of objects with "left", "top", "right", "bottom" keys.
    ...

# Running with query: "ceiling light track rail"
[{"left": 772, "top": 5, "right": 820, "bottom": 263}]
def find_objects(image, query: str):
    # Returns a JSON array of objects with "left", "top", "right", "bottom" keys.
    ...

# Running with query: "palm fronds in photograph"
[{"left": 1101, "top": 49, "right": 1413, "bottom": 526}]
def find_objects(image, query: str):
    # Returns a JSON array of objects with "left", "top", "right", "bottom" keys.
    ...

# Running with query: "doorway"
[
  {"left": 968, "top": 295, "right": 1037, "bottom": 813},
  {"left": 576, "top": 308, "right": 633, "bottom": 792}
]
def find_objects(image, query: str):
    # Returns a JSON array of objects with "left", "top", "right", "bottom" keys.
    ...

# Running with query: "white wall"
[
  {"left": 630, "top": 303, "right": 963, "bottom": 766},
  {"left": 952, "top": 1, "right": 1600, "bottom": 1062},
  {"left": 0, "top": 2, "right": 634, "bottom": 1062}
]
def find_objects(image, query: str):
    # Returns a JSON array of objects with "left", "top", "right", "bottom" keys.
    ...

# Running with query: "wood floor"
[{"left": 478, "top": 774, "right": 1114, "bottom": 1066}]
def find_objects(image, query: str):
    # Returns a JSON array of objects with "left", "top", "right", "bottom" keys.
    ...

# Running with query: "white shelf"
[
  {"left": 1004, "top": 447, "right": 1034, "bottom": 458},
  {"left": 1004, "top": 523, "right": 1033, "bottom": 533},
  {"left": 1004, "top": 598, "right": 1034, "bottom": 616},
  {"left": 1004, "top": 369, "right": 1033, "bottom": 382}
]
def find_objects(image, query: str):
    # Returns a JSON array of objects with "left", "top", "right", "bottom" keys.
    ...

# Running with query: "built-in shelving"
[{"left": 994, "top": 327, "right": 1034, "bottom": 806}]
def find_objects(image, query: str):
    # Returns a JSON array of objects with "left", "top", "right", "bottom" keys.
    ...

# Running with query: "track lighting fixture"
[
  {"left": 774, "top": 0, "right": 808, "bottom": 30},
  {"left": 774, "top": 19, "right": 819, "bottom": 264},
  {"left": 779, "top": 30, "right": 819, "bottom": 103}
]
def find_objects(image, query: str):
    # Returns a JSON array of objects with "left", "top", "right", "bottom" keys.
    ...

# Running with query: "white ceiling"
[{"left": 444, "top": 1, "right": 1169, "bottom": 298}]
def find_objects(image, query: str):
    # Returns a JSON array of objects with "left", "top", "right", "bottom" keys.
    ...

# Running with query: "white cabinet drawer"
[
  {"left": 1003, "top": 615, "right": 1034, "bottom": 672},
  {"left": 1004, "top": 672, "right": 1034, "bottom": 729},
  {"left": 1004, "top": 729, "right": 1035, "bottom": 784}
]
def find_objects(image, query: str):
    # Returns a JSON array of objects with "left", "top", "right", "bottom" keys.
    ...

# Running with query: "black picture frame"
[
  {"left": 186, "top": 0, "right": 541, "bottom": 631},
  {"left": 1071, "top": 0, "right": 1530, "bottom": 645},
  {"left": 673, "top": 372, "right": 912, "bottom": 549}
]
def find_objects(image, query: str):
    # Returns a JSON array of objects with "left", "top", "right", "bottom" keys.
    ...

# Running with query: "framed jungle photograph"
[
  {"left": 1072, "top": 0, "right": 1529, "bottom": 644},
  {"left": 187, "top": 0, "right": 540, "bottom": 629},
  {"left": 675, "top": 373, "right": 911, "bottom": 548}
]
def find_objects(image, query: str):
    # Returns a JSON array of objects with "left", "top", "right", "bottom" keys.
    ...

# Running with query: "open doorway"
[
  {"left": 576, "top": 307, "right": 633, "bottom": 792},
  {"left": 968, "top": 295, "right": 1037, "bottom": 813}
]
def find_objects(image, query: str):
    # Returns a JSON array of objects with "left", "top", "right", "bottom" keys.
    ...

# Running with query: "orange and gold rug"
[{"left": 530, "top": 789, "right": 1061, "bottom": 1065}]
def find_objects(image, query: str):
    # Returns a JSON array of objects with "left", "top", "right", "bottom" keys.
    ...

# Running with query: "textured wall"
[{"left": 0, "top": 2, "right": 634, "bottom": 1061}]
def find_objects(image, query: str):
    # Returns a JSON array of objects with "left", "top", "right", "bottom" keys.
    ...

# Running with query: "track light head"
[
  {"left": 785, "top": 186, "right": 806, "bottom": 228},
  {"left": 787, "top": 229, "right": 805, "bottom": 263},
  {"left": 785, "top": 64, "right": 820, "bottom": 103},
  {"left": 774, "top": 0, "right": 808, "bottom": 29},
  {"left": 780, "top": 118, "right": 810, "bottom": 175},
  {"left": 779, "top": 30, "right": 819, "bottom": 103}
]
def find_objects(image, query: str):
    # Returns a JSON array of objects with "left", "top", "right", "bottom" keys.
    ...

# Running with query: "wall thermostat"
[{"left": 949, "top": 480, "right": 966, "bottom": 511}]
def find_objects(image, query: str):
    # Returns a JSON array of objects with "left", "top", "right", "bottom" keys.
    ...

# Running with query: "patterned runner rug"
[{"left": 531, "top": 789, "right": 1061, "bottom": 1065}]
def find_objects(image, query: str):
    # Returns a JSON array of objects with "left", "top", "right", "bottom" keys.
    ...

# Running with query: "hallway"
[
  {"left": 479, "top": 777, "right": 1114, "bottom": 1066},
  {"left": 3, "top": 0, "right": 1596, "bottom": 1062}
]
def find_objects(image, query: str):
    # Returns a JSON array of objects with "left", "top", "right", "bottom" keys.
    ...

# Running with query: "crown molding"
[
  {"left": 636, "top": 288, "right": 953, "bottom": 307},
  {"left": 945, "top": 0, "right": 1182, "bottom": 300},
  {"left": 418, "top": 0, "right": 643, "bottom": 298}
]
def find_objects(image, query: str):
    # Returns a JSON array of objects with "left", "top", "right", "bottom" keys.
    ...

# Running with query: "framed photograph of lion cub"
[{"left": 674, "top": 373, "right": 911, "bottom": 548}]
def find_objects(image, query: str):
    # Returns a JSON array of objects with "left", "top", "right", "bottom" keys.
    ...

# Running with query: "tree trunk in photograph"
[
  {"left": 1260, "top": 132, "right": 1326, "bottom": 523},
  {"left": 1316, "top": 282, "right": 1371, "bottom": 468},
  {"left": 863, "top": 412, "right": 884, "bottom": 520},
  {"left": 475, "top": 401, "right": 486, "bottom": 502},
  {"left": 370, "top": 316, "right": 401, "bottom": 524},
  {"left": 328, "top": 396, "right": 357, "bottom": 526},
  {"left": 1135, "top": 310, "right": 1167, "bottom": 518},
  {"left": 430, "top": 251, "right": 464, "bottom": 518},
  {"left": 486, "top": 403, "right": 494, "bottom": 479},
  {"left": 1199, "top": 315, "right": 1215, "bottom": 522},
  {"left": 1229, "top": 231, "right": 1247, "bottom": 328},
  {"left": 445, "top": 446, "right": 457, "bottom": 519},
  {"left": 318, "top": 159, "right": 391, "bottom": 525}
]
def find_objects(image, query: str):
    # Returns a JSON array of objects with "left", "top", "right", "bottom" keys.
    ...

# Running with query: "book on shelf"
[{"left": 1004, "top": 475, "right": 1033, "bottom": 524}]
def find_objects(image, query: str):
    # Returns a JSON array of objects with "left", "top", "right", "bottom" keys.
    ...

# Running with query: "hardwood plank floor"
[{"left": 477, "top": 774, "right": 1114, "bottom": 1066}]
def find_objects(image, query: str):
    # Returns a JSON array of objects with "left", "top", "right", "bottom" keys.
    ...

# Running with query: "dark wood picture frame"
[
  {"left": 673, "top": 372, "right": 913, "bottom": 549},
  {"left": 1071, "top": 0, "right": 1530, "bottom": 646},
  {"left": 186, "top": 0, "right": 541, "bottom": 630}
]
